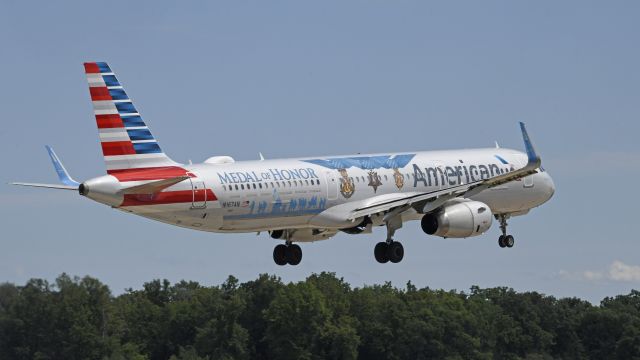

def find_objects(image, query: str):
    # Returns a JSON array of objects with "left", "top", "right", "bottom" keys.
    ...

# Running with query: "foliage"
[{"left": 0, "top": 273, "right": 638, "bottom": 359}]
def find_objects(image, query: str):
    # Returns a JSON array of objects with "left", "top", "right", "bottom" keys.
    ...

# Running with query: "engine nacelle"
[{"left": 421, "top": 200, "right": 492, "bottom": 238}]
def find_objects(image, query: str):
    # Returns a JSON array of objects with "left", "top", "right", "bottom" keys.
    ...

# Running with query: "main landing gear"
[
  {"left": 273, "top": 242, "right": 302, "bottom": 266},
  {"left": 374, "top": 241, "right": 404, "bottom": 263},
  {"left": 497, "top": 214, "right": 515, "bottom": 248},
  {"left": 374, "top": 211, "right": 405, "bottom": 263}
]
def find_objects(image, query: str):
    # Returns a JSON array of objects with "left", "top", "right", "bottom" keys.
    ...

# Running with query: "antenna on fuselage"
[
  {"left": 259, "top": 152, "right": 265, "bottom": 161},
  {"left": 495, "top": 141, "right": 500, "bottom": 148}
]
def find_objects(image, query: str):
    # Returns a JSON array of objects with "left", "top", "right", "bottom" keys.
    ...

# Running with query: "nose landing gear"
[{"left": 497, "top": 214, "right": 515, "bottom": 248}]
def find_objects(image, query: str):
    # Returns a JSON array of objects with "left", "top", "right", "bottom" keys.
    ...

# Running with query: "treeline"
[{"left": 0, "top": 273, "right": 639, "bottom": 360}]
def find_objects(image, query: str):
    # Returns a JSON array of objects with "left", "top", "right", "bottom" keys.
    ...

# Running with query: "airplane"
[{"left": 12, "top": 62, "right": 555, "bottom": 266}]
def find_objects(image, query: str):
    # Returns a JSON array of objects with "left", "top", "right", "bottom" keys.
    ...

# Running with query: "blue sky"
[{"left": 1, "top": 1, "right": 638, "bottom": 303}]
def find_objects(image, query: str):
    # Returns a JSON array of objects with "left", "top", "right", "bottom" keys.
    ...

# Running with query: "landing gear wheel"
[
  {"left": 387, "top": 241, "right": 404, "bottom": 263},
  {"left": 504, "top": 235, "right": 515, "bottom": 248},
  {"left": 498, "top": 235, "right": 506, "bottom": 248},
  {"left": 286, "top": 244, "right": 302, "bottom": 265},
  {"left": 374, "top": 242, "right": 389, "bottom": 263},
  {"left": 273, "top": 244, "right": 288, "bottom": 266}
]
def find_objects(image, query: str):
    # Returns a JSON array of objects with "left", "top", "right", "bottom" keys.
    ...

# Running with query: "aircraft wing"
[{"left": 343, "top": 122, "right": 541, "bottom": 221}]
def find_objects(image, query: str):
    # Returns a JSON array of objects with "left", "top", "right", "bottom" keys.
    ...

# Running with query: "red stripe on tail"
[
  {"left": 90, "top": 87, "right": 112, "bottom": 101},
  {"left": 96, "top": 114, "right": 124, "bottom": 128},
  {"left": 84, "top": 62, "right": 100, "bottom": 73},
  {"left": 101, "top": 141, "right": 136, "bottom": 156}
]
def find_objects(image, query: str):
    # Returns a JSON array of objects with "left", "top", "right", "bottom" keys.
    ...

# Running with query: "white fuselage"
[{"left": 93, "top": 147, "right": 554, "bottom": 239}]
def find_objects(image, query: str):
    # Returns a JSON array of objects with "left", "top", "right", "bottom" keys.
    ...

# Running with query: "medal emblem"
[
  {"left": 393, "top": 168, "right": 404, "bottom": 190},
  {"left": 367, "top": 170, "right": 383, "bottom": 193},
  {"left": 338, "top": 169, "right": 355, "bottom": 198}
]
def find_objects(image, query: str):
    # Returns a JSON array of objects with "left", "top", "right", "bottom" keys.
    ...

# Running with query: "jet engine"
[{"left": 421, "top": 200, "right": 492, "bottom": 238}]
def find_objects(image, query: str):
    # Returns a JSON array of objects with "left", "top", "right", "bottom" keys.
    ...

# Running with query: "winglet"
[
  {"left": 519, "top": 122, "right": 541, "bottom": 167},
  {"left": 45, "top": 145, "right": 80, "bottom": 187}
]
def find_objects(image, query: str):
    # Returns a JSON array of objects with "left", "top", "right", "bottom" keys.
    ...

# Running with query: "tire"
[
  {"left": 387, "top": 241, "right": 404, "bottom": 263},
  {"left": 287, "top": 244, "right": 302, "bottom": 265},
  {"left": 273, "top": 244, "right": 288, "bottom": 265},
  {"left": 498, "top": 235, "right": 506, "bottom": 248},
  {"left": 505, "top": 235, "right": 515, "bottom": 248},
  {"left": 374, "top": 242, "right": 389, "bottom": 263}
]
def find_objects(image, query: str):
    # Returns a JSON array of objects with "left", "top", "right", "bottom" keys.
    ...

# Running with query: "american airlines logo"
[{"left": 411, "top": 162, "right": 511, "bottom": 187}]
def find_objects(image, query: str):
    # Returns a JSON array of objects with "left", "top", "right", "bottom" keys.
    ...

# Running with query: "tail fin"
[{"left": 84, "top": 62, "right": 179, "bottom": 173}]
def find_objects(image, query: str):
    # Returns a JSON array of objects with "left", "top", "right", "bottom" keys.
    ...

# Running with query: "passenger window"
[
  {"left": 241, "top": 184, "right": 244, "bottom": 190},
  {"left": 305, "top": 180, "right": 309, "bottom": 185},
  {"left": 235, "top": 184, "right": 239, "bottom": 190}
]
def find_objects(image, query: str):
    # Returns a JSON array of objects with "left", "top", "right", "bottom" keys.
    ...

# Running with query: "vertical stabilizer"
[{"left": 84, "top": 62, "right": 179, "bottom": 173}]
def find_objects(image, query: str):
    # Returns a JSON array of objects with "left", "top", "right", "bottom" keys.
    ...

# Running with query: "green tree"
[
  {"left": 237, "top": 273, "right": 284, "bottom": 359},
  {"left": 263, "top": 281, "right": 332, "bottom": 360},
  {"left": 194, "top": 276, "right": 249, "bottom": 359}
]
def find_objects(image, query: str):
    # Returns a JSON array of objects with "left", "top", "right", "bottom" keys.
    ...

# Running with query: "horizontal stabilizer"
[
  {"left": 11, "top": 182, "right": 78, "bottom": 190},
  {"left": 11, "top": 146, "right": 80, "bottom": 191},
  {"left": 118, "top": 175, "right": 189, "bottom": 194}
]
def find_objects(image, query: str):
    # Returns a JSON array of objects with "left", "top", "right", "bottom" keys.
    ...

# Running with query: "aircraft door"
[
  {"left": 190, "top": 179, "right": 207, "bottom": 208},
  {"left": 325, "top": 171, "right": 338, "bottom": 200}
]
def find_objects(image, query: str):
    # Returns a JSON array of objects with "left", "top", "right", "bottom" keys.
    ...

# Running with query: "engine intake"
[{"left": 421, "top": 200, "right": 492, "bottom": 238}]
